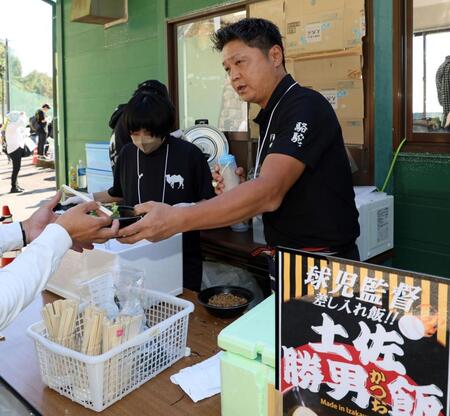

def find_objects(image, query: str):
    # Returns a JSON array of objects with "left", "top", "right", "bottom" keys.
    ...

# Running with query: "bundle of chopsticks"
[
  {"left": 42, "top": 301, "right": 144, "bottom": 355},
  {"left": 81, "top": 305, "right": 106, "bottom": 355},
  {"left": 83, "top": 307, "right": 143, "bottom": 355},
  {"left": 102, "top": 314, "right": 143, "bottom": 353},
  {"left": 41, "top": 299, "right": 79, "bottom": 348}
]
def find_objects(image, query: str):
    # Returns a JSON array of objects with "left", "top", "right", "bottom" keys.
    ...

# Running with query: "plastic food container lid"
[{"left": 218, "top": 154, "right": 236, "bottom": 166}]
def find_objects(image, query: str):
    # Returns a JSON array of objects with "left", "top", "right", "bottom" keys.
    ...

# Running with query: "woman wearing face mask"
[{"left": 87, "top": 81, "right": 215, "bottom": 291}]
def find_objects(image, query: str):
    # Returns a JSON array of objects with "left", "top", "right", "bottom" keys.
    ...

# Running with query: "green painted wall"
[
  {"left": 393, "top": 155, "right": 450, "bottom": 277},
  {"left": 57, "top": 0, "right": 167, "bottom": 182},
  {"left": 57, "top": 0, "right": 240, "bottom": 184},
  {"left": 166, "top": 0, "right": 236, "bottom": 19},
  {"left": 373, "top": 0, "right": 393, "bottom": 192}
]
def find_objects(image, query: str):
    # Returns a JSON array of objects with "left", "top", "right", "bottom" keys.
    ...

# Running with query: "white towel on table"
[{"left": 170, "top": 351, "right": 223, "bottom": 403}]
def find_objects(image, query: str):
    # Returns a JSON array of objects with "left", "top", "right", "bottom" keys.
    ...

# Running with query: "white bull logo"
[{"left": 165, "top": 174, "right": 184, "bottom": 189}]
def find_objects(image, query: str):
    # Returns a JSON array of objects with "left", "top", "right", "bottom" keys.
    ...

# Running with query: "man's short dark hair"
[
  {"left": 123, "top": 86, "right": 175, "bottom": 138},
  {"left": 211, "top": 18, "right": 285, "bottom": 66},
  {"left": 42, "top": 104, "right": 51, "bottom": 109}
]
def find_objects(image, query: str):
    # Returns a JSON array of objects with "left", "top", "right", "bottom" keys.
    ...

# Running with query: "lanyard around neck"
[
  {"left": 253, "top": 82, "right": 298, "bottom": 179},
  {"left": 136, "top": 143, "right": 170, "bottom": 204}
]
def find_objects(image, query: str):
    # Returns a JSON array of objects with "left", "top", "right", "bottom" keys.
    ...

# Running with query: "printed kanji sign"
[{"left": 277, "top": 249, "right": 449, "bottom": 416}]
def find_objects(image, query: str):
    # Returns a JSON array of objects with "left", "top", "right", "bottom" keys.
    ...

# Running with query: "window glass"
[
  {"left": 412, "top": 0, "right": 450, "bottom": 133},
  {"left": 176, "top": 10, "right": 246, "bottom": 131}
]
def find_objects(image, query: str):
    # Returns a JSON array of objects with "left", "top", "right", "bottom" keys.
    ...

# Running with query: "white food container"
[{"left": 47, "top": 235, "right": 183, "bottom": 299}]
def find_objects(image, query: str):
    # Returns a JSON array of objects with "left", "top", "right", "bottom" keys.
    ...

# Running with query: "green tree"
[
  {"left": 21, "top": 71, "right": 53, "bottom": 98},
  {"left": 0, "top": 41, "right": 22, "bottom": 79}
]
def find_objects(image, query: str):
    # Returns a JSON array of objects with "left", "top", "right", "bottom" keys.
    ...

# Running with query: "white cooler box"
[
  {"left": 46, "top": 235, "right": 183, "bottom": 299},
  {"left": 354, "top": 187, "right": 394, "bottom": 261}
]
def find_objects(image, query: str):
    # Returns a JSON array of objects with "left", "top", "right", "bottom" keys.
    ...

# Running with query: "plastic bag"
[
  {"left": 78, "top": 271, "right": 120, "bottom": 320},
  {"left": 201, "top": 261, "right": 264, "bottom": 309},
  {"left": 116, "top": 267, "right": 145, "bottom": 318}
]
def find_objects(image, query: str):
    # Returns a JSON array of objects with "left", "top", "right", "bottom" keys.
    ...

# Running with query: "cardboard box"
[
  {"left": 292, "top": 54, "right": 362, "bottom": 84},
  {"left": 46, "top": 236, "right": 183, "bottom": 299},
  {"left": 340, "top": 118, "right": 364, "bottom": 145},
  {"left": 249, "top": 0, "right": 286, "bottom": 37},
  {"left": 285, "top": 0, "right": 365, "bottom": 57},
  {"left": 311, "top": 79, "right": 364, "bottom": 119},
  {"left": 286, "top": 9, "right": 344, "bottom": 56},
  {"left": 300, "top": 0, "right": 346, "bottom": 15},
  {"left": 248, "top": 103, "right": 260, "bottom": 139},
  {"left": 344, "top": 5, "right": 366, "bottom": 49}
]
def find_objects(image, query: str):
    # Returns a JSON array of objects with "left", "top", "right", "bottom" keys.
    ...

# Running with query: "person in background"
[
  {"left": 1, "top": 111, "right": 28, "bottom": 193},
  {"left": 436, "top": 56, "right": 450, "bottom": 130},
  {"left": 36, "top": 103, "right": 51, "bottom": 157},
  {"left": 0, "top": 123, "right": 8, "bottom": 161},
  {"left": 0, "top": 192, "right": 119, "bottom": 331},
  {"left": 65, "top": 81, "right": 215, "bottom": 292},
  {"left": 108, "top": 102, "right": 129, "bottom": 174},
  {"left": 117, "top": 18, "right": 360, "bottom": 290}
]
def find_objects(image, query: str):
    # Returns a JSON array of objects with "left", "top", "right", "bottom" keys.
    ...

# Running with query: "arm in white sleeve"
[
  {"left": 0, "top": 223, "right": 72, "bottom": 331},
  {"left": 0, "top": 222, "right": 23, "bottom": 255}
]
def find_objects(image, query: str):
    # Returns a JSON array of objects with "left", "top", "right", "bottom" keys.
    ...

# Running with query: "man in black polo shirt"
[{"left": 118, "top": 19, "right": 360, "bottom": 274}]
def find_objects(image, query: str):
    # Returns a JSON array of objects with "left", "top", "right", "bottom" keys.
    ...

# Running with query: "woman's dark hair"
[
  {"left": 211, "top": 18, "right": 285, "bottom": 66},
  {"left": 123, "top": 84, "right": 175, "bottom": 138}
]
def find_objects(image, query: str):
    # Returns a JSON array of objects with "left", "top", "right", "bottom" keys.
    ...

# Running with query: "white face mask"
[{"left": 131, "top": 134, "right": 163, "bottom": 154}]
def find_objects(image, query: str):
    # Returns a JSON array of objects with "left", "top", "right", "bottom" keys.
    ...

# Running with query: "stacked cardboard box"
[
  {"left": 248, "top": 0, "right": 365, "bottom": 146},
  {"left": 284, "top": 0, "right": 366, "bottom": 146},
  {"left": 292, "top": 54, "right": 364, "bottom": 145},
  {"left": 249, "top": 0, "right": 286, "bottom": 37},
  {"left": 249, "top": 0, "right": 286, "bottom": 139},
  {"left": 285, "top": 0, "right": 365, "bottom": 57}
]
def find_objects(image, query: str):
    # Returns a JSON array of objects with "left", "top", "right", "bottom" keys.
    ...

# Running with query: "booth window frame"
[{"left": 393, "top": 0, "right": 450, "bottom": 153}]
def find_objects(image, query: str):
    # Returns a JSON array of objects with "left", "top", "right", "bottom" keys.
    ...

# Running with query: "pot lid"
[{"left": 183, "top": 124, "right": 229, "bottom": 168}]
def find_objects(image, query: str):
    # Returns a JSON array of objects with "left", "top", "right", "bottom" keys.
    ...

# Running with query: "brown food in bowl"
[{"left": 208, "top": 293, "right": 247, "bottom": 308}]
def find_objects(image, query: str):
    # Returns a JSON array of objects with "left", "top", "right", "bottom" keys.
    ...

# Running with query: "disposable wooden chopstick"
[
  {"left": 42, "top": 300, "right": 79, "bottom": 346},
  {"left": 82, "top": 306, "right": 106, "bottom": 355},
  {"left": 61, "top": 184, "right": 113, "bottom": 216},
  {"left": 116, "top": 315, "right": 142, "bottom": 343}
]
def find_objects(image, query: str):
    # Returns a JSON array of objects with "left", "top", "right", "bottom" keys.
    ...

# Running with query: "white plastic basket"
[{"left": 27, "top": 289, "right": 194, "bottom": 412}]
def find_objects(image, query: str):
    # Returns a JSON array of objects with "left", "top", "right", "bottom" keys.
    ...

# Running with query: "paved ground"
[{"left": 0, "top": 153, "right": 56, "bottom": 222}]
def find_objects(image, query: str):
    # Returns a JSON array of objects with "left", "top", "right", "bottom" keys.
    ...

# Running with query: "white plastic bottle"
[
  {"left": 77, "top": 159, "right": 87, "bottom": 190},
  {"left": 218, "top": 154, "right": 248, "bottom": 232},
  {"left": 218, "top": 154, "right": 240, "bottom": 190}
]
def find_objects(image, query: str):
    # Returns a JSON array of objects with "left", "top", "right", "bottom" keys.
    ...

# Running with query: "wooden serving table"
[{"left": 0, "top": 290, "right": 232, "bottom": 416}]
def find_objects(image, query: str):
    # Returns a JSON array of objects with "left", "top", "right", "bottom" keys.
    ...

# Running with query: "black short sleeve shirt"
[
  {"left": 255, "top": 74, "right": 360, "bottom": 250},
  {"left": 108, "top": 135, "right": 215, "bottom": 291},
  {"left": 108, "top": 135, "right": 214, "bottom": 205}
]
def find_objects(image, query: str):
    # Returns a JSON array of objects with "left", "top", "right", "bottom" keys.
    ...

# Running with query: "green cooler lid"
[{"left": 218, "top": 295, "right": 275, "bottom": 368}]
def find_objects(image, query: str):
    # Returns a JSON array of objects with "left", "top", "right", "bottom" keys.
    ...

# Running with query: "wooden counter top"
[{"left": 0, "top": 290, "right": 233, "bottom": 415}]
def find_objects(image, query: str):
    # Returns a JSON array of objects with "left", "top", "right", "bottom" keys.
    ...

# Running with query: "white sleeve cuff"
[
  {"left": 0, "top": 222, "right": 23, "bottom": 255},
  {"left": 30, "top": 223, "right": 72, "bottom": 256}
]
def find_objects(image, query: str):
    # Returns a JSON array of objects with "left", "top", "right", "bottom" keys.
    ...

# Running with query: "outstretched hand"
[
  {"left": 117, "top": 201, "right": 182, "bottom": 244},
  {"left": 56, "top": 201, "right": 119, "bottom": 248},
  {"left": 21, "top": 191, "right": 61, "bottom": 244}
]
